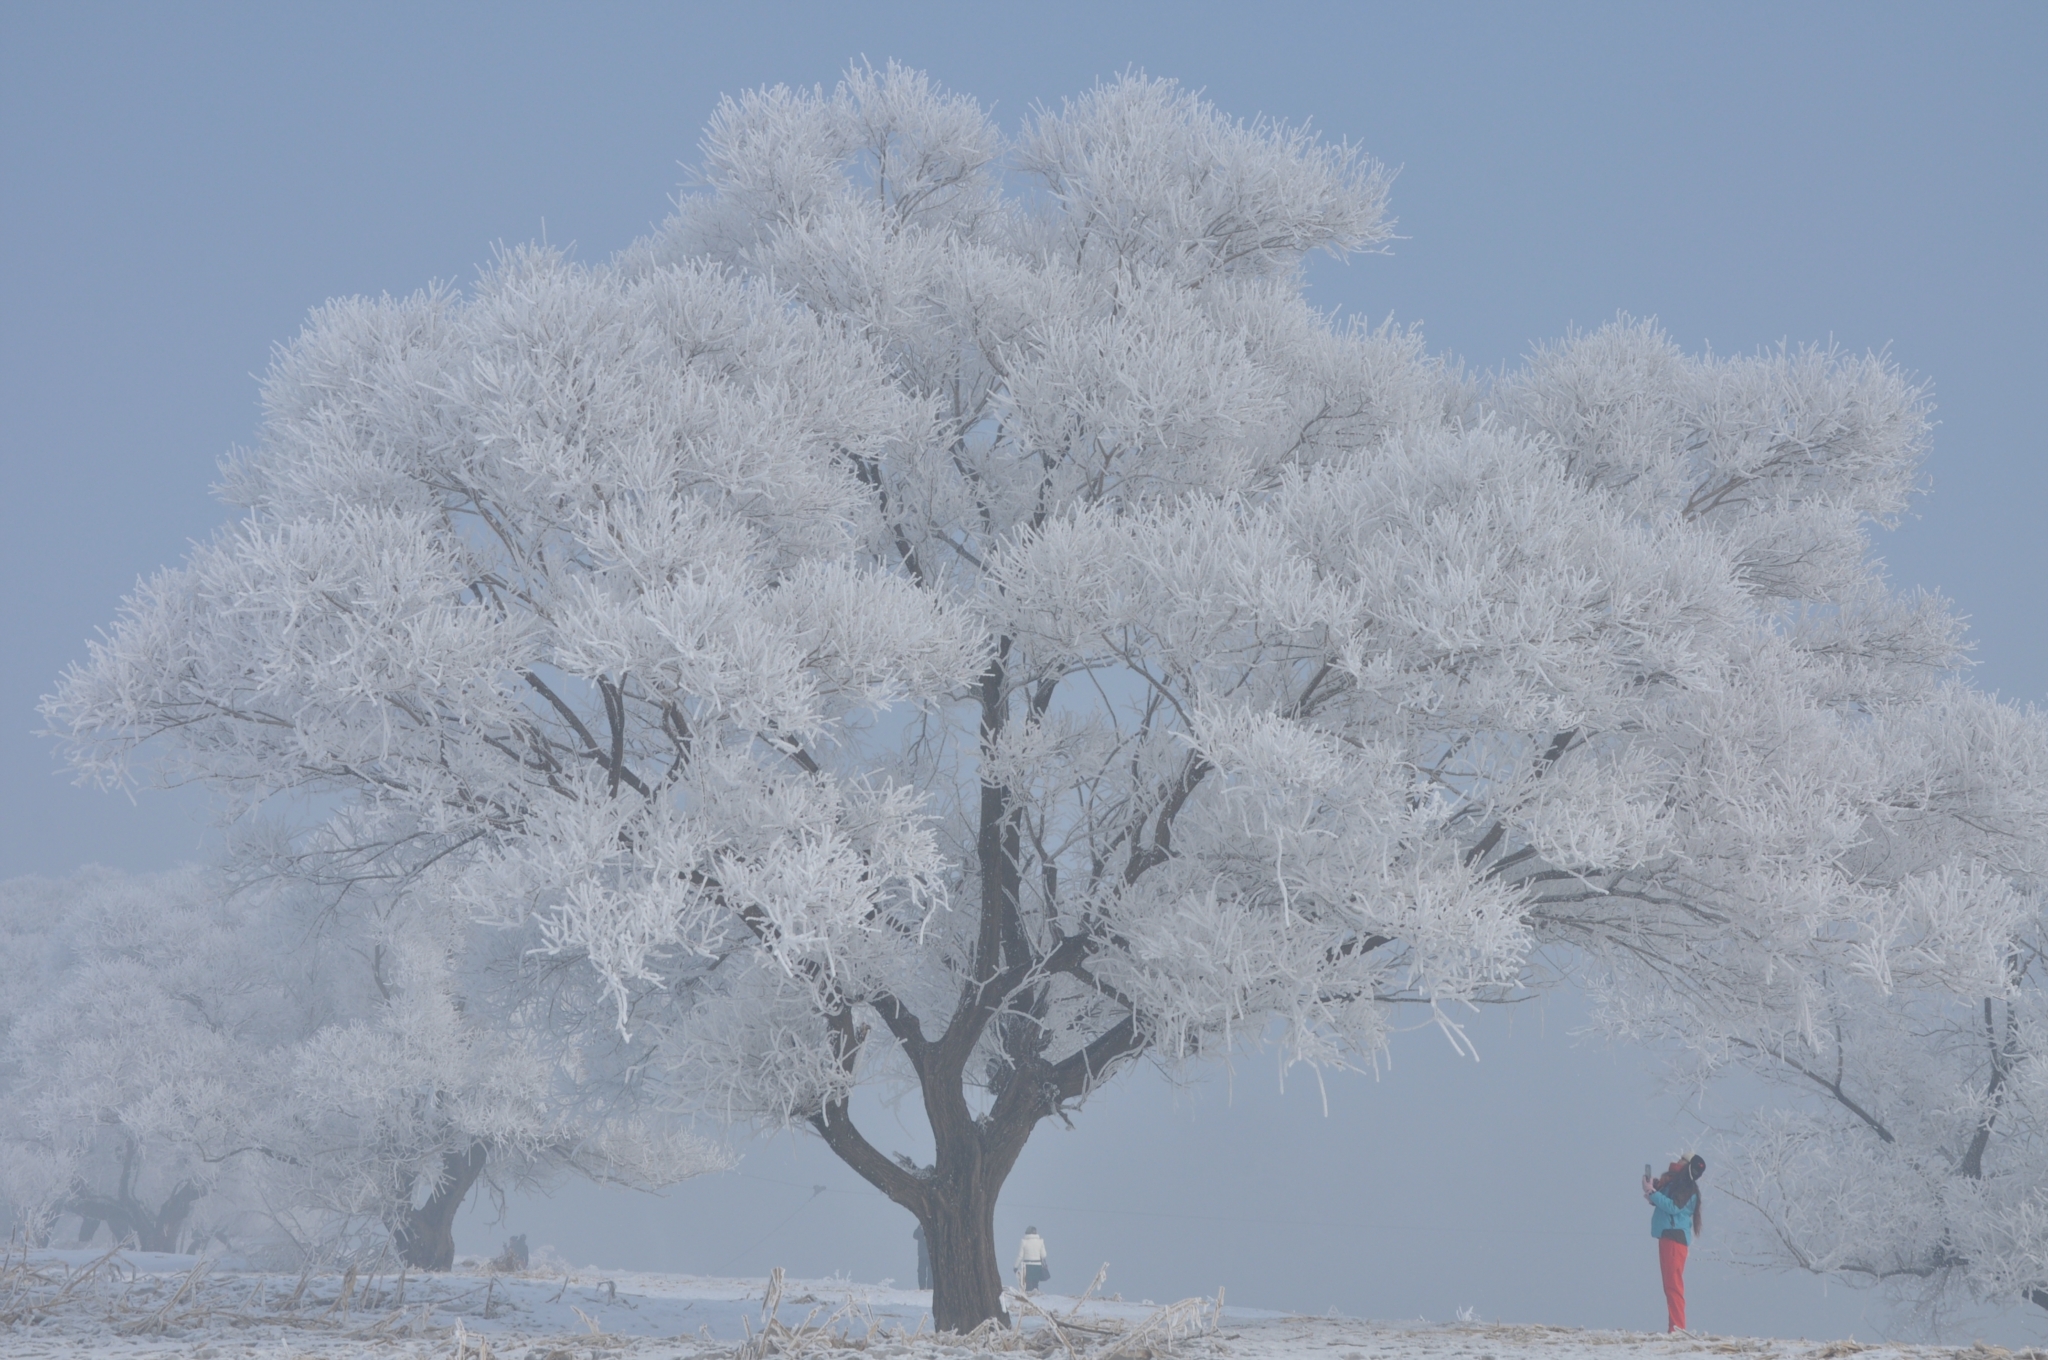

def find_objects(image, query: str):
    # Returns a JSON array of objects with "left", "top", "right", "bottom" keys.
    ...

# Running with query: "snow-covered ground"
[{"left": 3, "top": 1248, "right": 2042, "bottom": 1360}]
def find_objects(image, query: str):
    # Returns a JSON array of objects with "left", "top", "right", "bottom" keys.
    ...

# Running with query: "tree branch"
[
  {"left": 1122, "top": 752, "right": 1211, "bottom": 885},
  {"left": 811, "top": 1003, "right": 928, "bottom": 1212},
  {"left": 1732, "top": 1036, "right": 1895, "bottom": 1143},
  {"left": 521, "top": 670, "right": 651, "bottom": 797}
]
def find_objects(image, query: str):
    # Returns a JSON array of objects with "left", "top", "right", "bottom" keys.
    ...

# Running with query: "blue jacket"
[{"left": 1649, "top": 1189, "right": 1696, "bottom": 1245}]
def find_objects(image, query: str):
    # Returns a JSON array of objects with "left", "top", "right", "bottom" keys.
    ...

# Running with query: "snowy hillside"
[{"left": 5, "top": 1249, "right": 2040, "bottom": 1360}]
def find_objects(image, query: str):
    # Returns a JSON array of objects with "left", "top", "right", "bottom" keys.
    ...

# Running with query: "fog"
[
  {"left": 464, "top": 997, "right": 1921, "bottom": 1338},
  {"left": 5, "top": 2, "right": 2044, "bottom": 1345}
]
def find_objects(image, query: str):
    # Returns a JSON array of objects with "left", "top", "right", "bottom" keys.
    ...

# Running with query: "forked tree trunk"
[
  {"left": 814, "top": 1065, "right": 1042, "bottom": 1332},
  {"left": 64, "top": 1163, "right": 203, "bottom": 1261},
  {"left": 803, "top": 655, "right": 1154, "bottom": 1332},
  {"left": 64, "top": 1180, "right": 203, "bottom": 1253},
  {"left": 142, "top": 1183, "right": 204, "bottom": 1253},
  {"left": 393, "top": 1142, "right": 488, "bottom": 1271}
]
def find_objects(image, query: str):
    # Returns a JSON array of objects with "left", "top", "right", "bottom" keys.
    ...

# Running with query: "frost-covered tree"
[
  {"left": 1588, "top": 689, "right": 2048, "bottom": 1317},
  {"left": 0, "top": 867, "right": 319, "bottom": 1252},
  {"left": 45, "top": 64, "right": 2031, "bottom": 1327},
  {"left": 1509, "top": 327, "right": 2048, "bottom": 1321},
  {"left": 1722, "top": 953, "right": 2048, "bottom": 1320},
  {"left": 272, "top": 886, "right": 730, "bottom": 1269},
  {"left": 0, "top": 869, "right": 725, "bottom": 1266}
]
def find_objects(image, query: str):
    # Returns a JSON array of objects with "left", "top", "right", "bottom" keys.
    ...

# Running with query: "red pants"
[{"left": 1658, "top": 1237, "right": 1688, "bottom": 1332}]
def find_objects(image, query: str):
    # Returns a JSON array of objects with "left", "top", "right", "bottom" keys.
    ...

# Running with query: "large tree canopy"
[{"left": 48, "top": 65, "right": 2047, "bottom": 1326}]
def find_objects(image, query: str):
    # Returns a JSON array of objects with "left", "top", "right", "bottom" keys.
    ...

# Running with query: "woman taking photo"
[{"left": 1642, "top": 1154, "right": 1706, "bottom": 1332}]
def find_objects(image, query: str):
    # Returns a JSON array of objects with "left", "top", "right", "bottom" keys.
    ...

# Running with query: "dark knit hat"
[{"left": 1689, "top": 1154, "right": 1707, "bottom": 1178}]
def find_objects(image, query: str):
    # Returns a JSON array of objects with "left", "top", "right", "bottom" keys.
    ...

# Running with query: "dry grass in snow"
[{"left": 5, "top": 1247, "right": 2045, "bottom": 1360}]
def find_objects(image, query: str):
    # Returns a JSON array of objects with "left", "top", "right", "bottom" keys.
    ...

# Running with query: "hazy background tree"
[
  {"left": 0, "top": 867, "right": 727, "bottom": 1265},
  {"left": 270, "top": 882, "right": 732, "bottom": 1269},
  {"left": 0, "top": 867, "right": 321, "bottom": 1253}
]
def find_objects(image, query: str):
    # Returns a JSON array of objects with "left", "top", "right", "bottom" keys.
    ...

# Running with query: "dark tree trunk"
[
  {"left": 746, "top": 613, "right": 1361, "bottom": 1333},
  {"left": 798, "top": 655, "right": 1156, "bottom": 1333},
  {"left": 63, "top": 1181, "right": 202, "bottom": 1253},
  {"left": 64, "top": 1139, "right": 205, "bottom": 1255},
  {"left": 812, "top": 1035, "right": 1043, "bottom": 1332},
  {"left": 919, "top": 1171, "right": 1007, "bottom": 1332},
  {"left": 144, "top": 1183, "right": 203, "bottom": 1253},
  {"left": 393, "top": 1142, "right": 487, "bottom": 1271}
]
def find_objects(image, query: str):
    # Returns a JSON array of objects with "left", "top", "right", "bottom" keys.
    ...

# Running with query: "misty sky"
[{"left": 4, "top": 1, "right": 2045, "bottom": 1345}]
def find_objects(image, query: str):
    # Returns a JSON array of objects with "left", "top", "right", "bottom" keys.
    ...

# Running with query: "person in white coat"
[{"left": 1014, "top": 1226, "right": 1051, "bottom": 1293}]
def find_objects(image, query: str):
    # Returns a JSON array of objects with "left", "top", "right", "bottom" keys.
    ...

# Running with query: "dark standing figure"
[
  {"left": 493, "top": 1234, "right": 529, "bottom": 1272},
  {"left": 914, "top": 1223, "right": 932, "bottom": 1290},
  {"left": 1642, "top": 1154, "right": 1706, "bottom": 1332}
]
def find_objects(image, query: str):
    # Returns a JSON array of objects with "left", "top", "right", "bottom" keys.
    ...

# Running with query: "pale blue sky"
[{"left": 4, "top": 1, "right": 2044, "bottom": 1342}]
